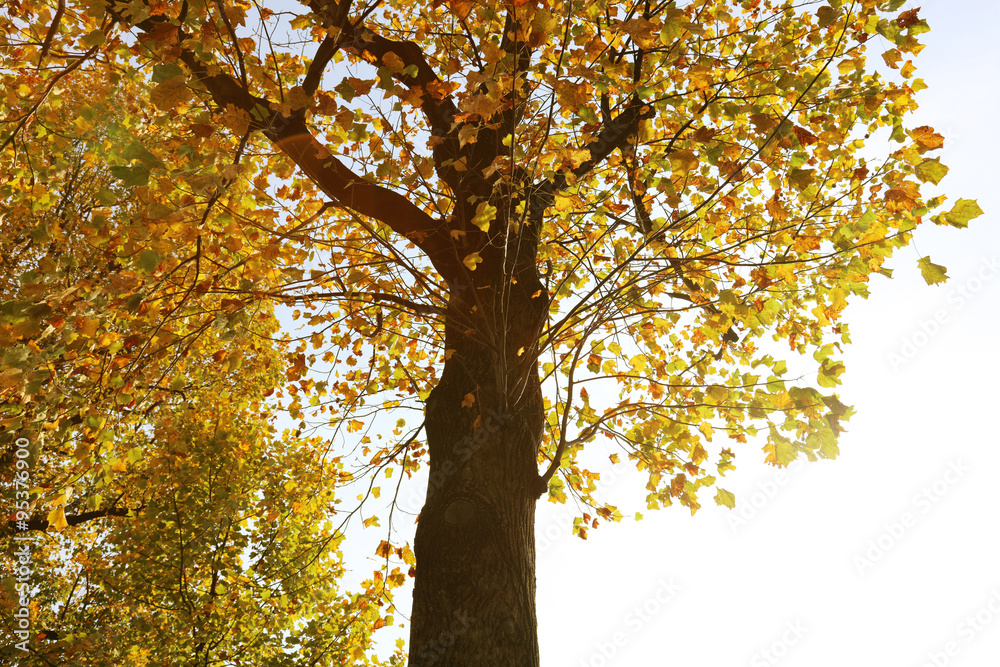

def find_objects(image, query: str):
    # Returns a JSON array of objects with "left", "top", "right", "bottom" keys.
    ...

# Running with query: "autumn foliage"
[{"left": 1, "top": 0, "right": 980, "bottom": 664}]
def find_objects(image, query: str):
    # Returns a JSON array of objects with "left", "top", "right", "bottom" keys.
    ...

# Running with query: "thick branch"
[
  {"left": 116, "top": 11, "right": 454, "bottom": 272},
  {"left": 555, "top": 97, "right": 655, "bottom": 190},
  {"left": 267, "top": 114, "right": 453, "bottom": 272},
  {"left": 308, "top": 0, "right": 458, "bottom": 134},
  {"left": 38, "top": 0, "right": 66, "bottom": 65},
  {"left": 302, "top": 35, "right": 340, "bottom": 96},
  {"left": 527, "top": 97, "right": 656, "bottom": 226},
  {"left": 7, "top": 507, "right": 133, "bottom": 534},
  {"left": 495, "top": 9, "right": 534, "bottom": 137},
  {"left": 302, "top": 0, "right": 353, "bottom": 95}
]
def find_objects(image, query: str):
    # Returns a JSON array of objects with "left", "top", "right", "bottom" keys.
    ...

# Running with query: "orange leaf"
[
  {"left": 448, "top": 0, "right": 475, "bottom": 19},
  {"left": 909, "top": 126, "right": 944, "bottom": 152}
]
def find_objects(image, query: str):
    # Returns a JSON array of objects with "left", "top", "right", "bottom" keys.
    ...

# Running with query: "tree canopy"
[{"left": 0, "top": 0, "right": 980, "bottom": 664}]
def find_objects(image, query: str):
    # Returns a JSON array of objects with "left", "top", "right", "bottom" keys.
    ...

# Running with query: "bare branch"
[{"left": 38, "top": 0, "right": 66, "bottom": 66}]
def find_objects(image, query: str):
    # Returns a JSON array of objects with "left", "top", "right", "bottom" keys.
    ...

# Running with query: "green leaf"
[
  {"left": 915, "top": 158, "right": 948, "bottom": 185},
  {"left": 124, "top": 141, "right": 165, "bottom": 168},
  {"left": 137, "top": 249, "right": 160, "bottom": 273},
  {"left": 714, "top": 488, "right": 736, "bottom": 509},
  {"left": 939, "top": 199, "right": 984, "bottom": 228},
  {"left": 151, "top": 62, "right": 185, "bottom": 84},
  {"left": 125, "top": 293, "right": 145, "bottom": 312},
  {"left": 335, "top": 79, "right": 355, "bottom": 102},
  {"left": 819, "top": 441, "right": 840, "bottom": 459},
  {"left": 772, "top": 439, "right": 797, "bottom": 466},
  {"left": 917, "top": 256, "right": 948, "bottom": 285},
  {"left": 109, "top": 164, "right": 150, "bottom": 187},
  {"left": 80, "top": 29, "right": 106, "bottom": 47},
  {"left": 788, "top": 168, "right": 815, "bottom": 190},
  {"left": 95, "top": 188, "right": 118, "bottom": 205}
]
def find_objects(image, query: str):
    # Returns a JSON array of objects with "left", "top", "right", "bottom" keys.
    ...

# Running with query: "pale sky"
[{"left": 534, "top": 1, "right": 1000, "bottom": 665}]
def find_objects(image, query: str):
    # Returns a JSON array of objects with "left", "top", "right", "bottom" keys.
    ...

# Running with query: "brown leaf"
[
  {"left": 897, "top": 7, "right": 921, "bottom": 28},
  {"left": 792, "top": 125, "right": 818, "bottom": 146}
]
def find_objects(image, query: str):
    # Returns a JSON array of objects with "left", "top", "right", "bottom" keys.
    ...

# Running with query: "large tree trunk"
[{"left": 408, "top": 258, "right": 549, "bottom": 666}]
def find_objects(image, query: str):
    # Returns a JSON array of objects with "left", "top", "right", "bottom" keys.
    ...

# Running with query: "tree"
[
  {"left": 2, "top": 73, "right": 399, "bottom": 665},
  {"left": 0, "top": 0, "right": 981, "bottom": 664}
]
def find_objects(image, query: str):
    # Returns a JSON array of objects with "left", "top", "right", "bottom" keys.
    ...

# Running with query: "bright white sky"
[
  {"left": 303, "top": 1, "right": 999, "bottom": 663},
  {"left": 533, "top": 1, "right": 1000, "bottom": 665}
]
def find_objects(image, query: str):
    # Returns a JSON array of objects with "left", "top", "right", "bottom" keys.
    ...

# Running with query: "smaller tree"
[
  {"left": 2, "top": 330, "right": 402, "bottom": 666},
  {"left": 1, "top": 76, "right": 401, "bottom": 665}
]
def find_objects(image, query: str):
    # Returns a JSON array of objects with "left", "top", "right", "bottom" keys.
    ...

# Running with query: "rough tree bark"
[
  {"left": 395, "top": 67, "right": 554, "bottom": 654},
  {"left": 410, "top": 280, "right": 548, "bottom": 666}
]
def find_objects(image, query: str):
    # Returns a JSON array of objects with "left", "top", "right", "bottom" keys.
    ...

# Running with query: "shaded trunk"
[{"left": 408, "top": 260, "right": 549, "bottom": 666}]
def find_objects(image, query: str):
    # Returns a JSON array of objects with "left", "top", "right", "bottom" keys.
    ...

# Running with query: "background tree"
[
  {"left": 1, "top": 73, "right": 399, "bottom": 665},
  {"left": 1, "top": 0, "right": 981, "bottom": 665}
]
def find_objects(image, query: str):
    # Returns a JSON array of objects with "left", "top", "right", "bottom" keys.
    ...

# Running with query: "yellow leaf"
[
  {"left": 561, "top": 148, "right": 592, "bottom": 168},
  {"left": 448, "top": 0, "right": 476, "bottom": 20},
  {"left": 554, "top": 194, "right": 576, "bottom": 211},
  {"left": 618, "top": 18, "right": 659, "bottom": 48},
  {"left": 909, "top": 125, "right": 944, "bottom": 152},
  {"left": 47, "top": 506, "right": 69, "bottom": 532},
  {"left": 381, "top": 51, "right": 405, "bottom": 71},
  {"left": 471, "top": 202, "right": 496, "bottom": 232},
  {"left": 714, "top": 489, "right": 736, "bottom": 509},
  {"left": 628, "top": 354, "right": 648, "bottom": 371},
  {"left": 668, "top": 149, "right": 699, "bottom": 175},
  {"left": 78, "top": 316, "right": 99, "bottom": 337},
  {"left": 697, "top": 422, "right": 713, "bottom": 441},
  {"left": 219, "top": 104, "right": 251, "bottom": 136},
  {"left": 462, "top": 252, "right": 482, "bottom": 270},
  {"left": 0, "top": 368, "right": 23, "bottom": 389},
  {"left": 459, "top": 124, "right": 479, "bottom": 147},
  {"left": 462, "top": 393, "right": 475, "bottom": 407},
  {"left": 348, "top": 77, "right": 374, "bottom": 96}
]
